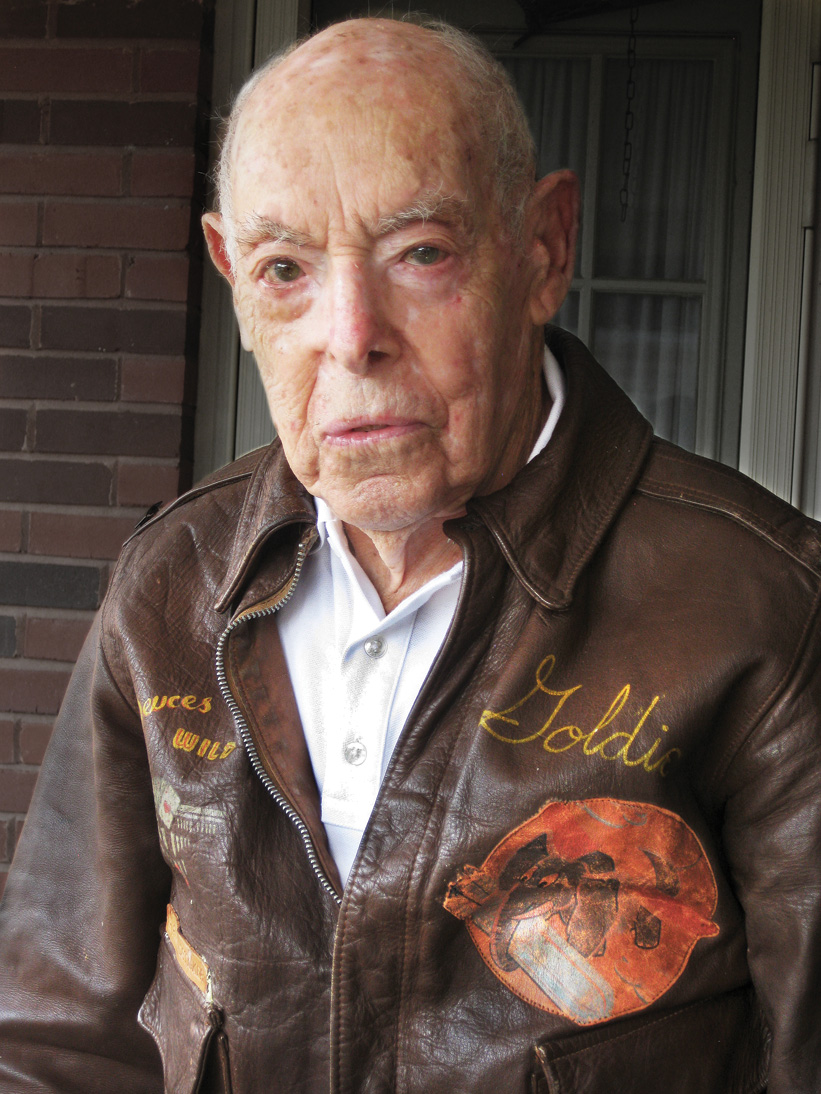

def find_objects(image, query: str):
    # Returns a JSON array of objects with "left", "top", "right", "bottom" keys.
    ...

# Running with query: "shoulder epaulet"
[
  {"left": 123, "top": 445, "right": 271, "bottom": 546},
  {"left": 636, "top": 439, "right": 821, "bottom": 576}
]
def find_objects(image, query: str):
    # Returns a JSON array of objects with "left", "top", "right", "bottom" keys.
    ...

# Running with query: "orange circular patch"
[{"left": 443, "top": 798, "right": 718, "bottom": 1025}]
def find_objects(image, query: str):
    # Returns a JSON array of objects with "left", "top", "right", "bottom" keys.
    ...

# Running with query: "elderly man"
[{"left": 1, "top": 16, "right": 820, "bottom": 1094}]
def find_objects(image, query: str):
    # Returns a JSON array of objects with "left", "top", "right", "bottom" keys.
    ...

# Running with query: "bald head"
[{"left": 215, "top": 18, "right": 536, "bottom": 266}]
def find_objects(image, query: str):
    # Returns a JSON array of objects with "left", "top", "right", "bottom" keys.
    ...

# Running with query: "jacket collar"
[
  {"left": 214, "top": 442, "right": 316, "bottom": 613},
  {"left": 215, "top": 327, "right": 653, "bottom": 614},
  {"left": 466, "top": 326, "right": 653, "bottom": 609}
]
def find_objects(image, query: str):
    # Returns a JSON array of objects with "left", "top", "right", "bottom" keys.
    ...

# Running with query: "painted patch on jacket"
[
  {"left": 152, "top": 777, "right": 226, "bottom": 883},
  {"left": 443, "top": 798, "right": 718, "bottom": 1025}
]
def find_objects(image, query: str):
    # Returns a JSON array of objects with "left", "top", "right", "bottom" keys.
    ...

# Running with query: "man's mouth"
[{"left": 322, "top": 418, "right": 423, "bottom": 446}]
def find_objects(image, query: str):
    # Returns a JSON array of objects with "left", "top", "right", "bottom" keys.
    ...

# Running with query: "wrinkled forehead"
[{"left": 229, "top": 22, "right": 490, "bottom": 221}]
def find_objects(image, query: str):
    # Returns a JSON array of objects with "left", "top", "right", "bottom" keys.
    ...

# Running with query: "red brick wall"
[{"left": 0, "top": 0, "right": 214, "bottom": 891}]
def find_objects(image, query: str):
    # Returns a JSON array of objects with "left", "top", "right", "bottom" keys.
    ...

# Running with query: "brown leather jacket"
[{"left": 1, "top": 329, "right": 820, "bottom": 1094}]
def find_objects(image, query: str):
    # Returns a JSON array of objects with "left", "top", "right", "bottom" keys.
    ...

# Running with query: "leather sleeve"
[
  {"left": 721, "top": 591, "right": 821, "bottom": 1094},
  {"left": 0, "top": 614, "right": 170, "bottom": 1092}
]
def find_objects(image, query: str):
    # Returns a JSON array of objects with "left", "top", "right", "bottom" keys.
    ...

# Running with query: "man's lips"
[{"left": 321, "top": 417, "right": 424, "bottom": 446}]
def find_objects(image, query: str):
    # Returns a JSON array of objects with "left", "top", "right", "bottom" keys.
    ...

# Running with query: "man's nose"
[{"left": 324, "top": 261, "right": 396, "bottom": 373}]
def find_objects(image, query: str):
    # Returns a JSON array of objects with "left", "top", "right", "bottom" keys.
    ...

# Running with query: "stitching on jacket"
[
  {"left": 122, "top": 469, "right": 254, "bottom": 547},
  {"left": 541, "top": 990, "right": 743, "bottom": 1063},
  {"left": 639, "top": 479, "right": 783, "bottom": 541},
  {"left": 391, "top": 547, "right": 486, "bottom": 1089}
]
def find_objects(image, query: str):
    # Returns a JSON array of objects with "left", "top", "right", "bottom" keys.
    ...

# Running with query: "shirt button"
[
  {"left": 344, "top": 739, "right": 367, "bottom": 766},
  {"left": 363, "top": 636, "right": 386, "bottom": 659}
]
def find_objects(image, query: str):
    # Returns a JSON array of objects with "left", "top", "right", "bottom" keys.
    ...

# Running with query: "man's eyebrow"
[
  {"left": 374, "top": 194, "right": 475, "bottom": 239},
  {"left": 234, "top": 214, "right": 313, "bottom": 252}
]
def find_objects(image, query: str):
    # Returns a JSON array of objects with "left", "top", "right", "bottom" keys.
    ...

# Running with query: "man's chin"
[{"left": 317, "top": 476, "right": 459, "bottom": 536}]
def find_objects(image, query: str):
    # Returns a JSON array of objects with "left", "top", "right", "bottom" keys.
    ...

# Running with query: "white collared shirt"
[{"left": 277, "top": 349, "right": 565, "bottom": 884}]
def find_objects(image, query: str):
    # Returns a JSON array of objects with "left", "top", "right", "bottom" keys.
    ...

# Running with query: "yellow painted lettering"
[
  {"left": 207, "top": 741, "right": 221, "bottom": 761},
  {"left": 619, "top": 698, "right": 662, "bottom": 766},
  {"left": 197, "top": 738, "right": 212, "bottom": 758},
  {"left": 543, "top": 722, "right": 587, "bottom": 754},
  {"left": 198, "top": 697, "right": 212, "bottom": 714},
  {"left": 141, "top": 698, "right": 153, "bottom": 716},
  {"left": 150, "top": 695, "right": 168, "bottom": 713},
  {"left": 180, "top": 732, "right": 199, "bottom": 752},
  {"left": 220, "top": 742, "right": 237, "bottom": 759},
  {"left": 647, "top": 747, "right": 682, "bottom": 776},
  {"left": 181, "top": 695, "right": 197, "bottom": 710},
  {"left": 481, "top": 657, "right": 581, "bottom": 745},
  {"left": 167, "top": 695, "right": 180, "bottom": 709}
]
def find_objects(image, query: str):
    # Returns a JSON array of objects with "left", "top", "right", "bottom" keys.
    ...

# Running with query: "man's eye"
[
  {"left": 263, "top": 258, "right": 303, "bottom": 283},
  {"left": 404, "top": 245, "right": 443, "bottom": 266}
]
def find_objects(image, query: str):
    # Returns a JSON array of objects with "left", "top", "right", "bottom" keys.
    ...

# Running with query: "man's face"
[{"left": 208, "top": 25, "right": 553, "bottom": 534}]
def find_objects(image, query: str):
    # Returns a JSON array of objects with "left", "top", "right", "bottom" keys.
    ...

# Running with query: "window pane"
[
  {"left": 502, "top": 55, "right": 589, "bottom": 254},
  {"left": 591, "top": 293, "right": 701, "bottom": 449},
  {"left": 555, "top": 290, "right": 580, "bottom": 336},
  {"left": 595, "top": 59, "right": 712, "bottom": 281}
]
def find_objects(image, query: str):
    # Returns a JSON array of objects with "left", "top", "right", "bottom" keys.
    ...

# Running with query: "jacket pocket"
[
  {"left": 138, "top": 907, "right": 232, "bottom": 1094},
  {"left": 531, "top": 986, "right": 769, "bottom": 1094}
]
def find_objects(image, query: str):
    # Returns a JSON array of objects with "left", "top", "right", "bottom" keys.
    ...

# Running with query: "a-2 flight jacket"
[{"left": 1, "top": 328, "right": 821, "bottom": 1094}]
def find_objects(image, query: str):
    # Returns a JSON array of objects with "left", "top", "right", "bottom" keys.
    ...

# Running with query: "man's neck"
[{"left": 343, "top": 521, "right": 462, "bottom": 614}]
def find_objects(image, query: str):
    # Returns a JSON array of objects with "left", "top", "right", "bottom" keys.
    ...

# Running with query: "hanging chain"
[{"left": 619, "top": 6, "right": 639, "bottom": 223}]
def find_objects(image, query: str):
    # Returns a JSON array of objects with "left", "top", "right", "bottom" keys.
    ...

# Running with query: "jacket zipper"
[{"left": 214, "top": 532, "right": 342, "bottom": 907}]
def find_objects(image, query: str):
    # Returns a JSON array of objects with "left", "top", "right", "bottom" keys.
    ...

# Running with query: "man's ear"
[
  {"left": 202, "top": 212, "right": 235, "bottom": 285},
  {"left": 202, "top": 212, "right": 255, "bottom": 351},
  {"left": 526, "top": 170, "right": 580, "bottom": 325}
]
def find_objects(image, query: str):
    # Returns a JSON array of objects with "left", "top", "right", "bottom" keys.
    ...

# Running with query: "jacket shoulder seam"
[
  {"left": 122, "top": 468, "right": 256, "bottom": 548},
  {"left": 636, "top": 467, "right": 821, "bottom": 580}
]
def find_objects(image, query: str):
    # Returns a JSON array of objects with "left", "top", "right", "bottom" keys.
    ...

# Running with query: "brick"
[
  {"left": 125, "top": 254, "right": 188, "bottom": 301},
  {"left": 0, "top": 0, "right": 48, "bottom": 38},
  {"left": 35, "top": 407, "right": 182, "bottom": 458},
  {"left": 0, "top": 100, "right": 41, "bottom": 144},
  {"left": 23, "top": 616, "right": 92, "bottom": 662},
  {"left": 29, "top": 512, "right": 136, "bottom": 560},
  {"left": 0, "top": 616, "right": 17, "bottom": 658},
  {"left": 139, "top": 48, "right": 200, "bottom": 93},
  {"left": 130, "top": 151, "right": 196, "bottom": 197},
  {"left": 0, "top": 48, "right": 133, "bottom": 93},
  {"left": 0, "top": 458, "right": 112, "bottom": 506},
  {"left": 0, "top": 663, "right": 71, "bottom": 714},
  {"left": 0, "top": 252, "right": 33, "bottom": 295},
  {"left": 49, "top": 100, "right": 197, "bottom": 148},
  {"left": 56, "top": 0, "right": 204, "bottom": 40},
  {"left": 0, "top": 720, "right": 13, "bottom": 765},
  {"left": 0, "top": 304, "right": 32, "bottom": 348},
  {"left": 0, "top": 355, "right": 117, "bottom": 401},
  {"left": 0, "top": 408, "right": 27, "bottom": 451},
  {"left": 117, "top": 461, "right": 179, "bottom": 506},
  {"left": 0, "top": 202, "right": 38, "bottom": 245},
  {"left": 40, "top": 305, "right": 187, "bottom": 355},
  {"left": 0, "top": 253, "right": 121, "bottom": 299},
  {"left": 32, "top": 253, "right": 122, "bottom": 298},
  {"left": 0, "top": 560, "right": 104, "bottom": 610},
  {"left": 0, "top": 511, "right": 23, "bottom": 552},
  {"left": 0, "top": 150, "right": 122, "bottom": 196},
  {"left": 43, "top": 201, "right": 190, "bottom": 250},
  {"left": 121, "top": 355, "right": 185, "bottom": 403},
  {"left": 0, "top": 768, "right": 39, "bottom": 812},
  {"left": 19, "top": 721, "right": 54, "bottom": 764}
]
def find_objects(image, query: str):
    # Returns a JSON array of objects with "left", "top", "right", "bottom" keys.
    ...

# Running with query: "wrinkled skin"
[{"left": 204, "top": 19, "right": 578, "bottom": 609}]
